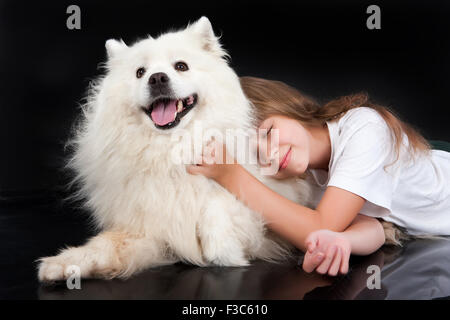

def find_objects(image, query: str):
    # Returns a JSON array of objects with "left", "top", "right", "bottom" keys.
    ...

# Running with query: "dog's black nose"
[{"left": 149, "top": 72, "right": 170, "bottom": 88}]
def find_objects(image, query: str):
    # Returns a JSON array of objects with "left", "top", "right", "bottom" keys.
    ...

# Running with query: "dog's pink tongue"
[{"left": 151, "top": 100, "right": 177, "bottom": 126}]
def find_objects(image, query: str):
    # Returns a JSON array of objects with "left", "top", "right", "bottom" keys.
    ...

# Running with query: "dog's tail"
[
  {"left": 381, "top": 220, "right": 450, "bottom": 246},
  {"left": 251, "top": 231, "right": 297, "bottom": 263}
]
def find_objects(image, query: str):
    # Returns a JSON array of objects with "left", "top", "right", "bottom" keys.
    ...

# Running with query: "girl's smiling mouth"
[{"left": 279, "top": 147, "right": 292, "bottom": 170}]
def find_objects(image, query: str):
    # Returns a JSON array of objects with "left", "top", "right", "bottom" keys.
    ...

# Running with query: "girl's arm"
[
  {"left": 341, "top": 214, "right": 385, "bottom": 255},
  {"left": 188, "top": 162, "right": 366, "bottom": 252}
]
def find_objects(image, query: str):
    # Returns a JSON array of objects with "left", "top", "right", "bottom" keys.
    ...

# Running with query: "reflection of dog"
[{"left": 38, "top": 17, "right": 311, "bottom": 282}]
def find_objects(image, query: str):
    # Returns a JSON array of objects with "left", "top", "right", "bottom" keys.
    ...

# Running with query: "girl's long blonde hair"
[{"left": 240, "top": 76, "right": 431, "bottom": 246}]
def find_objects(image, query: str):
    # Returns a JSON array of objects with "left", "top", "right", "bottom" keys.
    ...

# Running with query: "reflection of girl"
[{"left": 188, "top": 77, "right": 450, "bottom": 276}]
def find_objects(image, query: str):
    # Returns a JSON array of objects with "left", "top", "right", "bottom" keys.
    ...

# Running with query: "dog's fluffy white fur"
[{"left": 38, "top": 17, "right": 312, "bottom": 282}]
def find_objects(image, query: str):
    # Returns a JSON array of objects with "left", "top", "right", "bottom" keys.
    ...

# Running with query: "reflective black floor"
[{"left": 1, "top": 191, "right": 450, "bottom": 300}]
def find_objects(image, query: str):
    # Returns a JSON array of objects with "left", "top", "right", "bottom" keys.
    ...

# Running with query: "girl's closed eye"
[
  {"left": 258, "top": 124, "right": 275, "bottom": 166},
  {"left": 266, "top": 125, "right": 273, "bottom": 137}
]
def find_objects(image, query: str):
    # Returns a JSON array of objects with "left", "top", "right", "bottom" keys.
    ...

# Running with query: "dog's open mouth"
[{"left": 142, "top": 94, "right": 198, "bottom": 130}]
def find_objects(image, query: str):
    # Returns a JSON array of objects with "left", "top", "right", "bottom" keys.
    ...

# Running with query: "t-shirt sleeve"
[{"left": 327, "top": 121, "right": 396, "bottom": 217}]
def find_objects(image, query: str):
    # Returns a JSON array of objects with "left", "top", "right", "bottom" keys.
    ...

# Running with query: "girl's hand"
[
  {"left": 302, "top": 229, "right": 351, "bottom": 276},
  {"left": 186, "top": 140, "right": 239, "bottom": 181}
]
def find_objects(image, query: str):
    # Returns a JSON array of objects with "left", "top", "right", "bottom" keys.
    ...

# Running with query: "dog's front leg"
[
  {"left": 37, "top": 231, "right": 177, "bottom": 283},
  {"left": 198, "top": 197, "right": 250, "bottom": 267}
]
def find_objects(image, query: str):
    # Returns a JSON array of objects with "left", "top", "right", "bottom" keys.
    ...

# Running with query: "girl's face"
[{"left": 258, "top": 115, "right": 311, "bottom": 179}]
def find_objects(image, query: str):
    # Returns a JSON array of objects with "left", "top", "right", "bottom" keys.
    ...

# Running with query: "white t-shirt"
[{"left": 307, "top": 107, "right": 450, "bottom": 236}]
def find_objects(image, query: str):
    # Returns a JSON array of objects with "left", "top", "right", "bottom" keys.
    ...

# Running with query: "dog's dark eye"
[
  {"left": 136, "top": 67, "right": 146, "bottom": 78},
  {"left": 174, "top": 61, "right": 189, "bottom": 72}
]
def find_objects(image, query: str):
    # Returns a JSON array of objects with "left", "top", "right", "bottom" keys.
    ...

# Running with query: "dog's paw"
[
  {"left": 202, "top": 239, "right": 250, "bottom": 267},
  {"left": 37, "top": 245, "right": 124, "bottom": 283},
  {"left": 37, "top": 255, "right": 77, "bottom": 283},
  {"left": 37, "top": 247, "right": 96, "bottom": 283},
  {"left": 209, "top": 255, "right": 250, "bottom": 267}
]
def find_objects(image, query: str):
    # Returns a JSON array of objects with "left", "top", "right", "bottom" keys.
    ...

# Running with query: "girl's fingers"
[
  {"left": 305, "top": 233, "right": 319, "bottom": 253},
  {"left": 306, "top": 242, "right": 315, "bottom": 254},
  {"left": 327, "top": 247, "right": 342, "bottom": 276},
  {"left": 302, "top": 251, "right": 325, "bottom": 273},
  {"left": 340, "top": 248, "right": 351, "bottom": 274},
  {"left": 204, "top": 141, "right": 228, "bottom": 164},
  {"left": 203, "top": 152, "right": 215, "bottom": 165},
  {"left": 205, "top": 139, "right": 214, "bottom": 147},
  {"left": 203, "top": 142, "right": 215, "bottom": 159},
  {"left": 186, "top": 164, "right": 201, "bottom": 175},
  {"left": 315, "top": 245, "right": 337, "bottom": 275}
]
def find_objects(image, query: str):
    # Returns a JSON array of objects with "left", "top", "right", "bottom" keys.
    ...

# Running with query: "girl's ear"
[
  {"left": 105, "top": 39, "right": 128, "bottom": 59},
  {"left": 187, "top": 16, "right": 228, "bottom": 59}
]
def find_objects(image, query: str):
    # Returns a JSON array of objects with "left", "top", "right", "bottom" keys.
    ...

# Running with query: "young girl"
[{"left": 187, "top": 76, "right": 450, "bottom": 276}]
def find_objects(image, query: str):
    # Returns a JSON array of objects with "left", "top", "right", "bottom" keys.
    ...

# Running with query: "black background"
[{"left": 1, "top": 0, "right": 449, "bottom": 194}]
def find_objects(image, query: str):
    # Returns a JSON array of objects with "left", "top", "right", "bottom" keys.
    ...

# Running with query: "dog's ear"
[
  {"left": 105, "top": 39, "right": 128, "bottom": 59},
  {"left": 188, "top": 17, "right": 229, "bottom": 59}
]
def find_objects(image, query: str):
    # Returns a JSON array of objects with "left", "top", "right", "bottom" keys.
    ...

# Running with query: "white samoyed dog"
[{"left": 38, "top": 17, "right": 312, "bottom": 282}]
